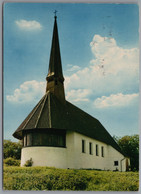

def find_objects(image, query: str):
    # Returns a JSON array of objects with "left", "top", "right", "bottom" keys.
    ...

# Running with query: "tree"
[
  {"left": 113, "top": 135, "right": 139, "bottom": 171},
  {"left": 3, "top": 140, "right": 22, "bottom": 160}
]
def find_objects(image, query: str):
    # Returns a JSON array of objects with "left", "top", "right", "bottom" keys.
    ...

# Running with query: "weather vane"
[{"left": 54, "top": 10, "right": 57, "bottom": 17}]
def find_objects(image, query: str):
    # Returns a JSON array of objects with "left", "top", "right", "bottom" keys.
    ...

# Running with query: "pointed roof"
[
  {"left": 46, "top": 16, "right": 64, "bottom": 83},
  {"left": 13, "top": 91, "right": 123, "bottom": 154}
]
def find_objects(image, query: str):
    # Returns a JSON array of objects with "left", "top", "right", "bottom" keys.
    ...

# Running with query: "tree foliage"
[
  {"left": 113, "top": 135, "right": 139, "bottom": 171},
  {"left": 3, "top": 140, "right": 22, "bottom": 160}
]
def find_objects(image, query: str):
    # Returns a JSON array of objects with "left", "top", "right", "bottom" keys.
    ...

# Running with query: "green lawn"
[{"left": 3, "top": 166, "right": 139, "bottom": 191}]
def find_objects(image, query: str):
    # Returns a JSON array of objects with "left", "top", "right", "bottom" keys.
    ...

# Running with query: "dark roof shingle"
[{"left": 13, "top": 91, "right": 123, "bottom": 155}]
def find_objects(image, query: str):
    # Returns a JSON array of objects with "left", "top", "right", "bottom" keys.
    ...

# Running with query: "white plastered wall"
[
  {"left": 21, "top": 131, "right": 128, "bottom": 171},
  {"left": 67, "top": 132, "right": 127, "bottom": 171},
  {"left": 21, "top": 146, "right": 67, "bottom": 168}
]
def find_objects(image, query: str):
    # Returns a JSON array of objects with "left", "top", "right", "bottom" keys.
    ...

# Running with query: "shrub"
[
  {"left": 24, "top": 158, "right": 33, "bottom": 167},
  {"left": 3, "top": 167, "right": 139, "bottom": 191},
  {"left": 4, "top": 157, "right": 20, "bottom": 166}
]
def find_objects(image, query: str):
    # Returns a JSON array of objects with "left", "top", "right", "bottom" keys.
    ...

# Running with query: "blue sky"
[{"left": 3, "top": 3, "right": 139, "bottom": 141}]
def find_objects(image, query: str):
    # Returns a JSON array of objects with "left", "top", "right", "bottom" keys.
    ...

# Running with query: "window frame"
[
  {"left": 89, "top": 142, "right": 93, "bottom": 155},
  {"left": 82, "top": 139, "right": 85, "bottom": 153},
  {"left": 96, "top": 144, "right": 99, "bottom": 156},
  {"left": 114, "top": 161, "right": 119, "bottom": 166},
  {"left": 22, "top": 129, "right": 66, "bottom": 148},
  {"left": 24, "top": 134, "right": 27, "bottom": 147},
  {"left": 101, "top": 146, "right": 104, "bottom": 157}
]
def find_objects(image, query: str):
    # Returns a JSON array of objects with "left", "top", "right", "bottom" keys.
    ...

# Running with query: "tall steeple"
[{"left": 46, "top": 13, "right": 65, "bottom": 103}]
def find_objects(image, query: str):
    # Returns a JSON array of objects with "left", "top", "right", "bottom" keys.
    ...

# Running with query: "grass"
[{"left": 3, "top": 166, "right": 139, "bottom": 191}]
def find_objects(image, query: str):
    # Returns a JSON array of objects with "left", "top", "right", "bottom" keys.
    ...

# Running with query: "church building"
[{"left": 13, "top": 15, "right": 130, "bottom": 171}]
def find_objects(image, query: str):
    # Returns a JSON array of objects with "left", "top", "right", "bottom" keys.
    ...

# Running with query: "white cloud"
[
  {"left": 6, "top": 80, "right": 46, "bottom": 103},
  {"left": 15, "top": 20, "right": 42, "bottom": 31},
  {"left": 66, "top": 64, "right": 81, "bottom": 72},
  {"left": 94, "top": 93, "right": 139, "bottom": 108},
  {"left": 66, "top": 89, "right": 91, "bottom": 103},
  {"left": 65, "top": 35, "right": 139, "bottom": 98},
  {"left": 90, "top": 35, "right": 138, "bottom": 77}
]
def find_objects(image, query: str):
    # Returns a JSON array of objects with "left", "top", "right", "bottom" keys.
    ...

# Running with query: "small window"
[
  {"left": 101, "top": 146, "right": 104, "bottom": 157},
  {"left": 96, "top": 144, "right": 99, "bottom": 156},
  {"left": 82, "top": 140, "right": 85, "bottom": 153},
  {"left": 114, "top": 161, "right": 118, "bottom": 166},
  {"left": 89, "top": 142, "right": 93, "bottom": 155},
  {"left": 24, "top": 134, "right": 27, "bottom": 147},
  {"left": 27, "top": 133, "right": 32, "bottom": 146}
]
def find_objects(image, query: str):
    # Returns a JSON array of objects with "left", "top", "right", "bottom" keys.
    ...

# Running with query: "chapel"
[{"left": 13, "top": 15, "right": 130, "bottom": 171}]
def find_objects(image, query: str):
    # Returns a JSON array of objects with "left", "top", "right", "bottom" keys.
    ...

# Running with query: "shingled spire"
[{"left": 46, "top": 14, "right": 65, "bottom": 103}]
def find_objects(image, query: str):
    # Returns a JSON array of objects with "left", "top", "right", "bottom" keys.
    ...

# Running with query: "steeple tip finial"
[{"left": 54, "top": 10, "right": 57, "bottom": 19}]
